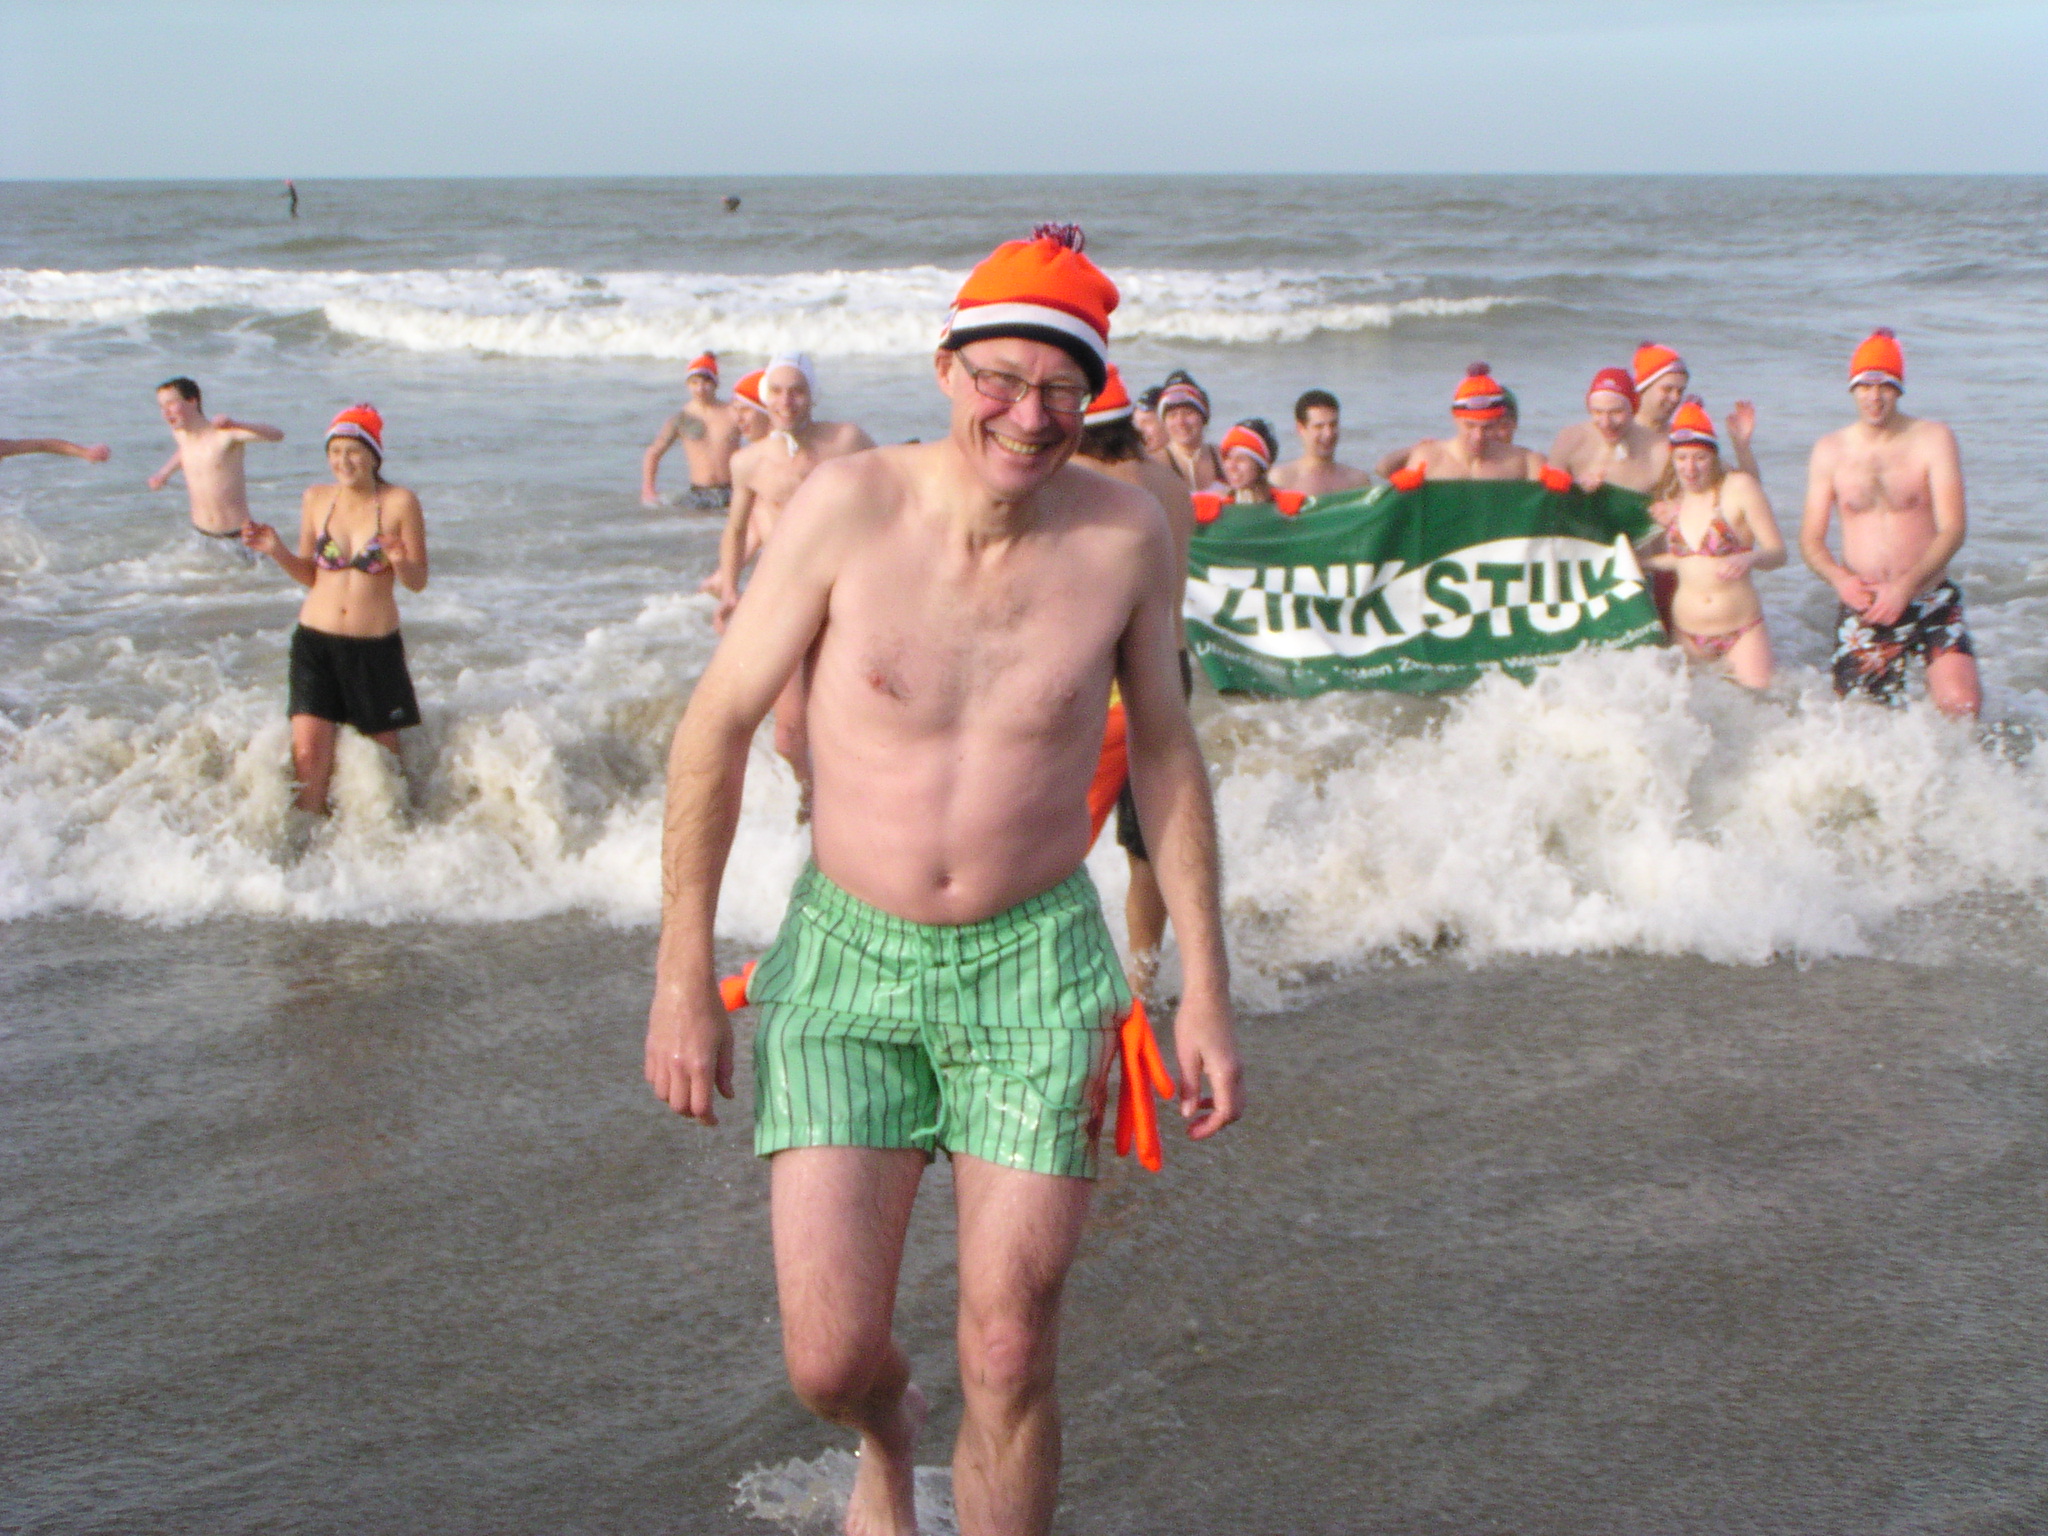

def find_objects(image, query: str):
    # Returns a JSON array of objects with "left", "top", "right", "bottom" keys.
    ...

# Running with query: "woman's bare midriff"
[{"left": 298, "top": 570, "right": 400, "bottom": 638}]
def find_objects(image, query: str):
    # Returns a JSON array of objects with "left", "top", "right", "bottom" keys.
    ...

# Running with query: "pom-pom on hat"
[
  {"left": 939, "top": 223, "right": 1119, "bottom": 395},
  {"left": 732, "top": 369, "right": 768, "bottom": 415},
  {"left": 1849, "top": 327, "right": 1905, "bottom": 392},
  {"left": 686, "top": 351, "right": 718, "bottom": 382},
  {"left": 326, "top": 402, "right": 384, "bottom": 460},
  {"left": 1451, "top": 363, "right": 1507, "bottom": 422},
  {"left": 1633, "top": 341, "right": 1686, "bottom": 392},
  {"left": 1587, "top": 366, "right": 1639, "bottom": 410},
  {"left": 1668, "top": 396, "right": 1718, "bottom": 449},
  {"left": 1219, "top": 419, "right": 1277, "bottom": 470},
  {"left": 1084, "top": 365, "right": 1134, "bottom": 427}
]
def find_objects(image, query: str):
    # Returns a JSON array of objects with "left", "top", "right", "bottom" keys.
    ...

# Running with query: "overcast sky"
[{"left": 4, "top": 0, "right": 2044, "bottom": 179}]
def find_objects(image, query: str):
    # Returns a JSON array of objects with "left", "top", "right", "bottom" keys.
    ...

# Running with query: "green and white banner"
[{"left": 1185, "top": 480, "right": 1663, "bottom": 697}]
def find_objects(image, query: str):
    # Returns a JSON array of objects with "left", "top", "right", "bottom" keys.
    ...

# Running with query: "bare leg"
[
  {"left": 370, "top": 729, "right": 401, "bottom": 756},
  {"left": 1722, "top": 623, "right": 1775, "bottom": 691},
  {"left": 1123, "top": 854, "right": 1168, "bottom": 997},
  {"left": 951, "top": 1155, "right": 1093, "bottom": 1536},
  {"left": 290, "top": 714, "right": 337, "bottom": 814},
  {"left": 1926, "top": 648, "right": 1982, "bottom": 718},
  {"left": 771, "top": 1148, "right": 929, "bottom": 1536}
]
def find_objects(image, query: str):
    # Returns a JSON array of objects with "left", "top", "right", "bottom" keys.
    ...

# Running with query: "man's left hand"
[
  {"left": 1172, "top": 994, "right": 1242, "bottom": 1141},
  {"left": 1864, "top": 577, "right": 1917, "bottom": 627}
]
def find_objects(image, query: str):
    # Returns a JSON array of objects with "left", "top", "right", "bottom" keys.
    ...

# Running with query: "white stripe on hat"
[{"left": 940, "top": 301, "right": 1108, "bottom": 373}]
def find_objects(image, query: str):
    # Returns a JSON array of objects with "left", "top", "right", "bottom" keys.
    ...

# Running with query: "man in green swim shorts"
[{"left": 645, "top": 224, "right": 1241, "bottom": 1536}]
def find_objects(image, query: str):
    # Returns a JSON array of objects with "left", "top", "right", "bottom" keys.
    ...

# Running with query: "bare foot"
[{"left": 846, "top": 1380, "right": 926, "bottom": 1536}]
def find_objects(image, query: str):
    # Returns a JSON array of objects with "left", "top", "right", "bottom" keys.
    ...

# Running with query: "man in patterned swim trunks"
[
  {"left": 644, "top": 226, "right": 1240, "bottom": 1536},
  {"left": 1801, "top": 327, "right": 1981, "bottom": 715}
]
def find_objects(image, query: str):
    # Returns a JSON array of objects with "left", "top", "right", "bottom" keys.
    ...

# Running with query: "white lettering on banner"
[{"left": 1185, "top": 536, "right": 1645, "bottom": 660}]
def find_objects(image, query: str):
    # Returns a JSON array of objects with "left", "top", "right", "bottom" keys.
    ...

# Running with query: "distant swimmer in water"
[
  {"left": 148, "top": 377, "right": 283, "bottom": 555},
  {"left": 642, "top": 351, "right": 741, "bottom": 509},
  {"left": 1, "top": 435, "right": 110, "bottom": 465},
  {"left": 711, "top": 352, "right": 875, "bottom": 789},
  {"left": 1642, "top": 398, "right": 1785, "bottom": 688},
  {"left": 722, "top": 194, "right": 741, "bottom": 212},
  {"left": 1132, "top": 384, "right": 1168, "bottom": 456},
  {"left": 1193, "top": 420, "right": 1306, "bottom": 523},
  {"left": 1383, "top": 364, "right": 1554, "bottom": 485},
  {"left": 1550, "top": 367, "right": 1666, "bottom": 493},
  {"left": 1151, "top": 370, "right": 1221, "bottom": 490},
  {"left": 242, "top": 405, "right": 428, "bottom": 815},
  {"left": 1271, "top": 389, "right": 1371, "bottom": 498},
  {"left": 1074, "top": 366, "right": 1197, "bottom": 999},
  {"left": 1802, "top": 328, "right": 1979, "bottom": 717},
  {"left": 285, "top": 180, "right": 298, "bottom": 218}
]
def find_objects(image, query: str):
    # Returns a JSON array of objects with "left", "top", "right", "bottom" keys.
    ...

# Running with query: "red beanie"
[
  {"left": 1587, "top": 366, "right": 1638, "bottom": 410},
  {"left": 685, "top": 351, "right": 718, "bottom": 382},
  {"left": 1084, "top": 365, "right": 1133, "bottom": 426},
  {"left": 940, "top": 223, "right": 1118, "bottom": 394}
]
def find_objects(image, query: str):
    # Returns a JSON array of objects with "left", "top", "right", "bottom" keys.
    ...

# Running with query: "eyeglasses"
[{"left": 952, "top": 356, "right": 1093, "bottom": 417}]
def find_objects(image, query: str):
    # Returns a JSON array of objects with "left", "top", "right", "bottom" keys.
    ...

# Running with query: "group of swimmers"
[{"left": 0, "top": 218, "right": 1995, "bottom": 1536}]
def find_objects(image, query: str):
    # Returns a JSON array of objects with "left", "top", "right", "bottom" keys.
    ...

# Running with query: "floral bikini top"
[
  {"left": 313, "top": 490, "right": 391, "bottom": 575},
  {"left": 1665, "top": 489, "right": 1750, "bottom": 560}
]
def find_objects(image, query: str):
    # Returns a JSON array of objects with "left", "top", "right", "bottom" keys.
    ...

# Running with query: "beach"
[{"left": 6, "top": 174, "right": 2048, "bottom": 1531}]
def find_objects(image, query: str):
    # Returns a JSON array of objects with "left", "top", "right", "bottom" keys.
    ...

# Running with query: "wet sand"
[{"left": 4, "top": 916, "right": 2046, "bottom": 1534}]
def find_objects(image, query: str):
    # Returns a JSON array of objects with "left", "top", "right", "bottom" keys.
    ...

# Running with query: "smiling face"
[
  {"left": 1221, "top": 450, "right": 1265, "bottom": 493},
  {"left": 1639, "top": 370, "right": 1688, "bottom": 427},
  {"left": 1671, "top": 442, "right": 1718, "bottom": 492},
  {"left": 1588, "top": 392, "right": 1633, "bottom": 444},
  {"left": 1852, "top": 379, "right": 1901, "bottom": 427},
  {"left": 1298, "top": 405, "right": 1339, "bottom": 459},
  {"left": 762, "top": 366, "right": 813, "bottom": 432},
  {"left": 1162, "top": 403, "right": 1207, "bottom": 450},
  {"left": 936, "top": 337, "right": 1087, "bottom": 502},
  {"left": 327, "top": 435, "right": 379, "bottom": 488}
]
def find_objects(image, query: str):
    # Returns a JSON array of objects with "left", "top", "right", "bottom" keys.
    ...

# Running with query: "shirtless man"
[
  {"left": 147, "top": 377, "right": 283, "bottom": 544},
  {"left": 1151, "top": 370, "right": 1221, "bottom": 490},
  {"left": 731, "top": 369, "right": 773, "bottom": 445},
  {"left": 1074, "top": 366, "right": 1197, "bottom": 998},
  {"left": 1549, "top": 368, "right": 1666, "bottom": 493},
  {"left": 645, "top": 227, "right": 1240, "bottom": 1536},
  {"left": 711, "top": 353, "right": 875, "bottom": 776},
  {"left": 1271, "top": 389, "right": 1371, "bottom": 498},
  {"left": 1, "top": 435, "right": 110, "bottom": 464},
  {"left": 641, "top": 352, "right": 742, "bottom": 509},
  {"left": 1385, "top": 364, "right": 1550, "bottom": 484},
  {"left": 1801, "top": 328, "right": 1979, "bottom": 716}
]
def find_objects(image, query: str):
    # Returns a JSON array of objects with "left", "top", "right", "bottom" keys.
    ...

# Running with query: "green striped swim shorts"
[{"left": 748, "top": 862, "right": 1131, "bottom": 1179}]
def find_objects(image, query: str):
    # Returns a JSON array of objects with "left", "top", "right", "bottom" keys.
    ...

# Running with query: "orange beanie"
[
  {"left": 732, "top": 369, "right": 768, "bottom": 414},
  {"left": 1218, "top": 420, "right": 1275, "bottom": 469},
  {"left": 1848, "top": 327, "right": 1904, "bottom": 392},
  {"left": 685, "top": 351, "right": 718, "bottom": 381},
  {"left": 1633, "top": 341, "right": 1686, "bottom": 392},
  {"left": 1084, "top": 365, "right": 1133, "bottom": 426},
  {"left": 326, "top": 402, "right": 384, "bottom": 459},
  {"left": 940, "top": 223, "right": 1119, "bottom": 394},
  {"left": 1668, "top": 395, "right": 1718, "bottom": 449},
  {"left": 1451, "top": 363, "right": 1507, "bottom": 422}
]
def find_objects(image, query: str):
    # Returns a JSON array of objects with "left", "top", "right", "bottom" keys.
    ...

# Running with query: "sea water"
[{"left": 4, "top": 178, "right": 2047, "bottom": 1533}]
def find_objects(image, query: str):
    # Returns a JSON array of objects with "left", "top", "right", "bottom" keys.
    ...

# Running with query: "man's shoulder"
[{"left": 1269, "top": 456, "right": 1307, "bottom": 489}]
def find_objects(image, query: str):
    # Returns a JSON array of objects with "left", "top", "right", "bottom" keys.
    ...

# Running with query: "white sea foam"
[
  {"left": 733, "top": 1449, "right": 955, "bottom": 1535},
  {"left": 5, "top": 592, "right": 2046, "bottom": 985},
  {"left": 0, "top": 264, "right": 1519, "bottom": 359}
]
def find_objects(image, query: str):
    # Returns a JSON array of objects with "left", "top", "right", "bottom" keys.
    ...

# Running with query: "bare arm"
[
  {"left": 645, "top": 479, "right": 847, "bottom": 1122},
  {"left": 384, "top": 488, "right": 430, "bottom": 593},
  {"left": 1725, "top": 400, "right": 1762, "bottom": 480},
  {"left": 148, "top": 448, "right": 183, "bottom": 490},
  {"left": 1885, "top": 425, "right": 1967, "bottom": 609},
  {"left": 242, "top": 488, "right": 320, "bottom": 586},
  {"left": 1718, "top": 473, "right": 1787, "bottom": 579},
  {"left": 0, "top": 437, "right": 110, "bottom": 462},
  {"left": 1798, "top": 438, "right": 1869, "bottom": 610},
  {"left": 710, "top": 474, "right": 758, "bottom": 629},
  {"left": 641, "top": 416, "right": 681, "bottom": 505},
  {"left": 1119, "top": 513, "right": 1241, "bottom": 1140},
  {"left": 1375, "top": 443, "right": 1414, "bottom": 480},
  {"left": 213, "top": 416, "right": 284, "bottom": 443}
]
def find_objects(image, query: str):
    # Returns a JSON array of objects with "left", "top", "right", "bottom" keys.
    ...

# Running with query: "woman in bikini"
[
  {"left": 243, "top": 404, "right": 428, "bottom": 813},
  {"left": 1645, "top": 397, "right": 1784, "bottom": 689}
]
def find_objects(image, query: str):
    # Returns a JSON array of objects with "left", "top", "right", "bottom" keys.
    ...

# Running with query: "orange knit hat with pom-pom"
[
  {"left": 1848, "top": 327, "right": 1904, "bottom": 391},
  {"left": 1633, "top": 341, "right": 1686, "bottom": 392},
  {"left": 326, "top": 402, "right": 384, "bottom": 460},
  {"left": 940, "top": 223, "right": 1119, "bottom": 394},
  {"left": 731, "top": 369, "right": 768, "bottom": 415},
  {"left": 1451, "top": 363, "right": 1507, "bottom": 422},
  {"left": 1218, "top": 419, "right": 1276, "bottom": 469},
  {"left": 1667, "top": 396, "right": 1718, "bottom": 449},
  {"left": 1084, "top": 365, "right": 1134, "bottom": 426},
  {"left": 685, "top": 351, "right": 718, "bottom": 382}
]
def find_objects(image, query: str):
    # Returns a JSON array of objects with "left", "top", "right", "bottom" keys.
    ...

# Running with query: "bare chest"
[{"left": 1835, "top": 442, "right": 1930, "bottom": 517}]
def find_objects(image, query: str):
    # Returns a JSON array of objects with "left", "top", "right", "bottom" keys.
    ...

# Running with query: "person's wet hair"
[
  {"left": 1136, "top": 386, "right": 1163, "bottom": 413},
  {"left": 158, "top": 376, "right": 202, "bottom": 408},
  {"left": 1294, "top": 389, "right": 1339, "bottom": 423},
  {"left": 1080, "top": 418, "right": 1147, "bottom": 463}
]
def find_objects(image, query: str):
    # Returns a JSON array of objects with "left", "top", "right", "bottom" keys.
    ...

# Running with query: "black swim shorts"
[
  {"left": 1115, "top": 651, "right": 1196, "bottom": 863},
  {"left": 289, "top": 624, "right": 422, "bottom": 736}
]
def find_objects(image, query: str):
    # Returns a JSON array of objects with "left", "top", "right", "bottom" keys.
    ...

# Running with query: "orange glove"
[
  {"left": 1086, "top": 701, "right": 1129, "bottom": 843},
  {"left": 1113, "top": 998, "right": 1177, "bottom": 1172},
  {"left": 1387, "top": 464, "right": 1426, "bottom": 492},
  {"left": 718, "top": 959, "right": 758, "bottom": 1011},
  {"left": 1539, "top": 463, "right": 1574, "bottom": 493}
]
